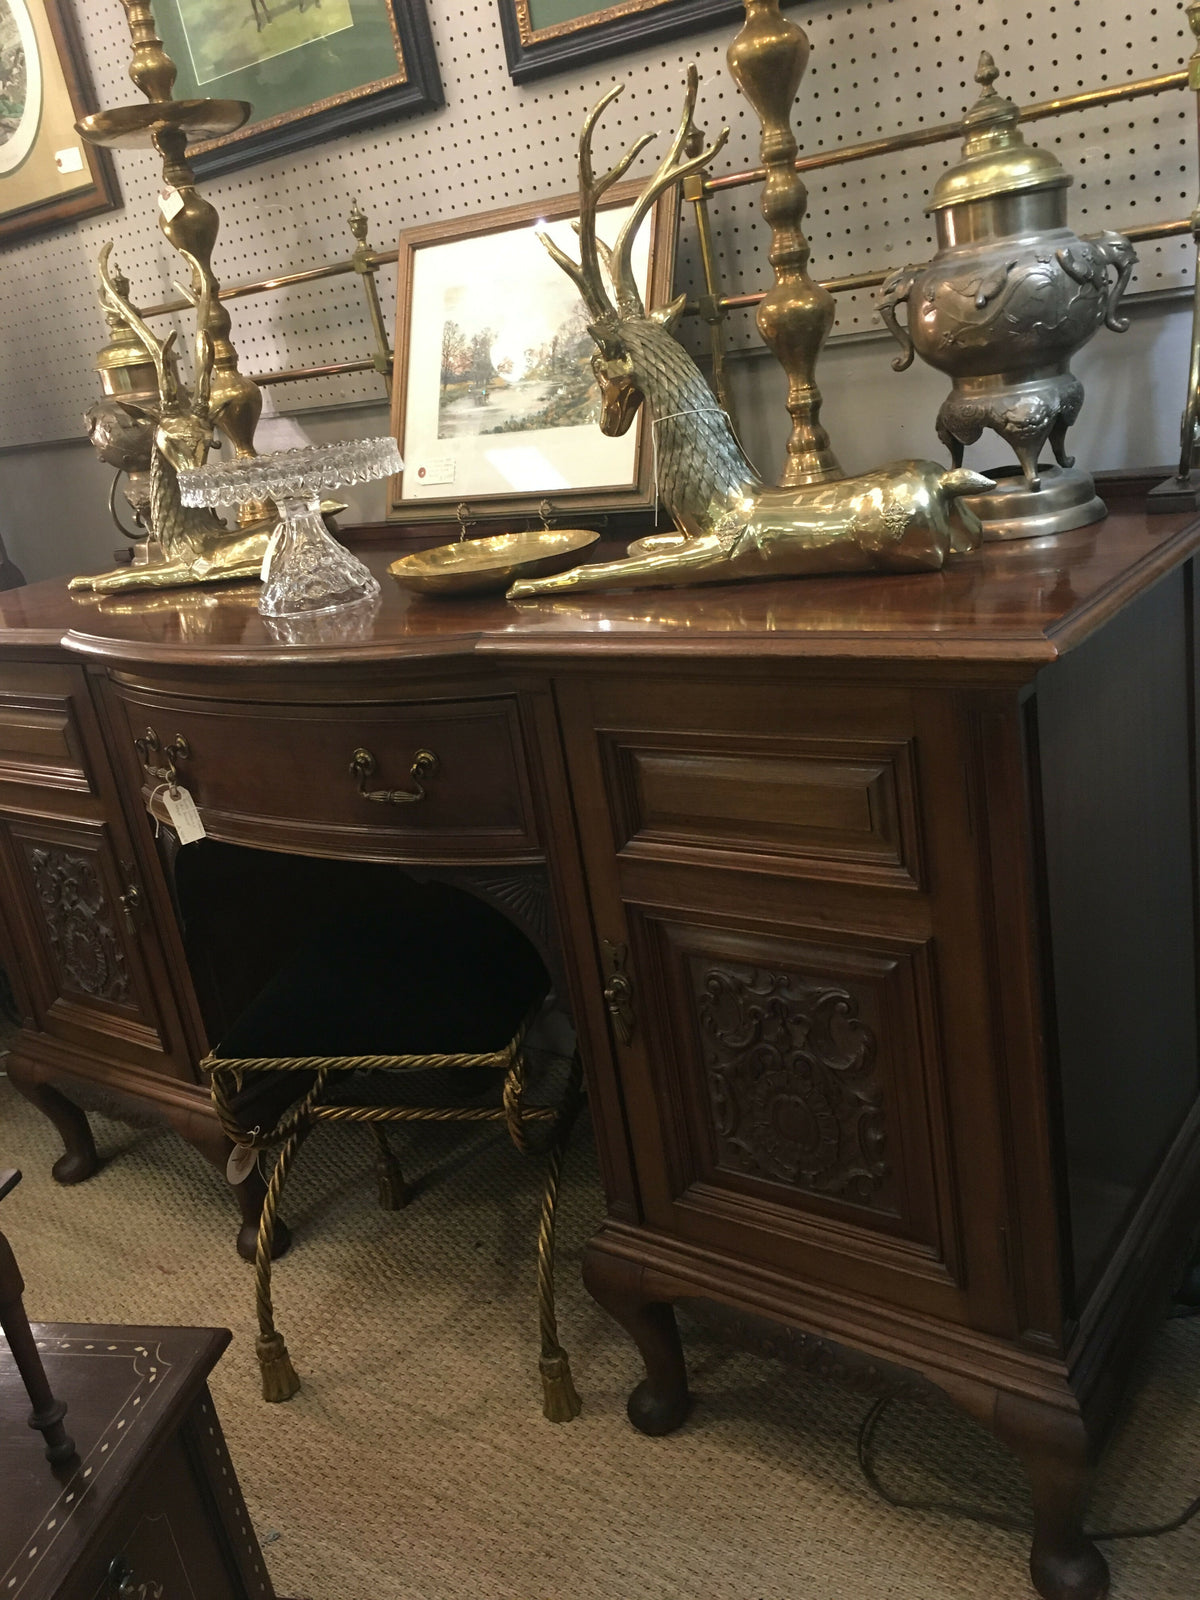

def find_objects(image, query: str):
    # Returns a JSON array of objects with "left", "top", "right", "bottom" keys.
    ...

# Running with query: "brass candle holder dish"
[{"left": 389, "top": 530, "right": 600, "bottom": 598}]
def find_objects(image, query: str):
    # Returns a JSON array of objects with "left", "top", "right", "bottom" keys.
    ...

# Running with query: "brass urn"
[{"left": 877, "top": 53, "right": 1136, "bottom": 540}]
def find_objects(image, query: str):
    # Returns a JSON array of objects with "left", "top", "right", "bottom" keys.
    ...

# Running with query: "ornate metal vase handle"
[
  {"left": 876, "top": 266, "right": 918, "bottom": 371},
  {"left": 350, "top": 747, "right": 438, "bottom": 805},
  {"left": 1097, "top": 230, "right": 1138, "bottom": 333}
]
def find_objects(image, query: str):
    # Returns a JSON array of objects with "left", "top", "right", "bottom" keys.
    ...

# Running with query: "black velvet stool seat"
[{"left": 203, "top": 884, "right": 583, "bottom": 1422}]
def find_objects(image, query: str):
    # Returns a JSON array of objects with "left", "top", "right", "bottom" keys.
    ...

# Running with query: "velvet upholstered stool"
[{"left": 203, "top": 885, "right": 583, "bottom": 1422}]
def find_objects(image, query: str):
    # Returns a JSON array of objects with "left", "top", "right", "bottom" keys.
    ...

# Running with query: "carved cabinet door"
[
  {"left": 0, "top": 812, "right": 190, "bottom": 1079},
  {"left": 558, "top": 672, "right": 1020, "bottom": 1337}
]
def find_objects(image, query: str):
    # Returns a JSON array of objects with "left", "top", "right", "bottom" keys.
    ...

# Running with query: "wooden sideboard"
[{"left": 2, "top": 495, "right": 1199, "bottom": 1600}]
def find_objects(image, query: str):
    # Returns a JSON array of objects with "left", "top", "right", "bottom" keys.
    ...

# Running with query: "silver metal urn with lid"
[{"left": 876, "top": 52, "right": 1137, "bottom": 540}]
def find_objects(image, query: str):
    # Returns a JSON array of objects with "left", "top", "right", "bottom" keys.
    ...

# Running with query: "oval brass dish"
[{"left": 388, "top": 529, "right": 600, "bottom": 598}]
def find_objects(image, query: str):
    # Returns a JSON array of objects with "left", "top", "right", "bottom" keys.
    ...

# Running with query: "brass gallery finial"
[
  {"left": 726, "top": 0, "right": 842, "bottom": 488},
  {"left": 975, "top": 50, "right": 1001, "bottom": 97}
]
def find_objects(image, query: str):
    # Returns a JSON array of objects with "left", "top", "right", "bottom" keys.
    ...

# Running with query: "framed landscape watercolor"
[
  {"left": 388, "top": 185, "right": 679, "bottom": 523},
  {"left": 155, "top": 0, "right": 443, "bottom": 178},
  {"left": 0, "top": 0, "right": 118, "bottom": 246},
  {"left": 498, "top": 0, "right": 803, "bottom": 82}
]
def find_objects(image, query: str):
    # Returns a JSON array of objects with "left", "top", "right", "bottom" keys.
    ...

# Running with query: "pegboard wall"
[{"left": 0, "top": 0, "right": 1195, "bottom": 449}]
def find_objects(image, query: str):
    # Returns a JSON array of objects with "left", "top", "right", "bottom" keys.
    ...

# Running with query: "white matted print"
[{"left": 392, "top": 195, "right": 663, "bottom": 519}]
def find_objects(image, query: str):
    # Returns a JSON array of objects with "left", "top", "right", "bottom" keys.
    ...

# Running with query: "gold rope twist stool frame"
[{"left": 202, "top": 1012, "right": 584, "bottom": 1422}]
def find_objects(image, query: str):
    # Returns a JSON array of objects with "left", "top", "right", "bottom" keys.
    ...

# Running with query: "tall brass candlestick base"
[
  {"left": 727, "top": 0, "right": 842, "bottom": 487},
  {"left": 78, "top": 0, "right": 269, "bottom": 527}
]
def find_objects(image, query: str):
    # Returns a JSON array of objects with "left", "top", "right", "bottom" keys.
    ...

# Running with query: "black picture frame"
[
  {"left": 498, "top": 0, "right": 803, "bottom": 84},
  {"left": 160, "top": 0, "right": 443, "bottom": 180}
]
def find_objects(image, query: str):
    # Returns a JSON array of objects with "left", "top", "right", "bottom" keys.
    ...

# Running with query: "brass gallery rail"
[{"left": 137, "top": 65, "right": 1193, "bottom": 386}]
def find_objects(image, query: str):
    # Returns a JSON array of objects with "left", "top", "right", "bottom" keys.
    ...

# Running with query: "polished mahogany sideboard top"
[
  {"left": 3, "top": 495, "right": 1200, "bottom": 1600},
  {"left": 0, "top": 500, "right": 1186, "bottom": 673}
]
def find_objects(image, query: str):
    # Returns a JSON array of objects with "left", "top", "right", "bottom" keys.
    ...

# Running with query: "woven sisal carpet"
[{"left": 1, "top": 1064, "right": 1197, "bottom": 1600}]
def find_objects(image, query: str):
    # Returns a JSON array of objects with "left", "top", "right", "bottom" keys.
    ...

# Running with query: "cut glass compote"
[{"left": 178, "top": 438, "right": 402, "bottom": 618}]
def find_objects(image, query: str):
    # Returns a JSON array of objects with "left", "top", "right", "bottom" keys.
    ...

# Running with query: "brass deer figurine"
[
  {"left": 509, "top": 70, "right": 992, "bottom": 600},
  {"left": 71, "top": 244, "right": 270, "bottom": 594}
]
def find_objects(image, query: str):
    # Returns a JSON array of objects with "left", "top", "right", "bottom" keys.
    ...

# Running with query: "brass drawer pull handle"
[
  {"left": 134, "top": 726, "right": 190, "bottom": 790},
  {"left": 350, "top": 746, "right": 438, "bottom": 805}
]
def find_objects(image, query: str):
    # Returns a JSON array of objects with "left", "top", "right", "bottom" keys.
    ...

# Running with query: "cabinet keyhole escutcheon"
[{"left": 601, "top": 938, "right": 636, "bottom": 1046}]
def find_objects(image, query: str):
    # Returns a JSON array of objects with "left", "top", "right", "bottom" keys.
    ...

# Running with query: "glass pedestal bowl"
[{"left": 178, "top": 438, "right": 402, "bottom": 618}]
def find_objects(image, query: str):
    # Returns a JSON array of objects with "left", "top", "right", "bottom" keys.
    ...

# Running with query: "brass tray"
[{"left": 388, "top": 529, "right": 599, "bottom": 598}]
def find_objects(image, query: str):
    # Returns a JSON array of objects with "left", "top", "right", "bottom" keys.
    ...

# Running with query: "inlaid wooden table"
[
  {"left": 1, "top": 1324, "right": 277, "bottom": 1599},
  {"left": 1, "top": 487, "right": 1198, "bottom": 1599}
]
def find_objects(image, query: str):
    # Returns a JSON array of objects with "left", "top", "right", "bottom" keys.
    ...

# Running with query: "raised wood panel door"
[
  {"left": 0, "top": 814, "right": 189, "bottom": 1079},
  {"left": 627, "top": 912, "right": 964, "bottom": 1296},
  {"left": 558, "top": 672, "right": 1018, "bottom": 1334}
]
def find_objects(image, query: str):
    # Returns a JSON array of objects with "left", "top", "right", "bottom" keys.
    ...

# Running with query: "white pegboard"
[{"left": 0, "top": 0, "right": 1194, "bottom": 448}]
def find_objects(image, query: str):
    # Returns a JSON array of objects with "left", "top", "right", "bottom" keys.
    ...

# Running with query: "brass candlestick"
[
  {"left": 1150, "top": 0, "right": 1200, "bottom": 511},
  {"left": 727, "top": 0, "right": 842, "bottom": 487},
  {"left": 77, "top": 1, "right": 268, "bottom": 525}
]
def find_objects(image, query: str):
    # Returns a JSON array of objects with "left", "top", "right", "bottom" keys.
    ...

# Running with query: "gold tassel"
[
  {"left": 257, "top": 1332, "right": 301, "bottom": 1403},
  {"left": 540, "top": 1349, "right": 582, "bottom": 1423}
]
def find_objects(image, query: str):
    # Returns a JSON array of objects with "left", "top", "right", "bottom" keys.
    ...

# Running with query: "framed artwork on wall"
[
  {"left": 0, "top": 0, "right": 119, "bottom": 247},
  {"left": 387, "top": 184, "right": 678, "bottom": 523},
  {"left": 154, "top": 0, "right": 443, "bottom": 179},
  {"left": 497, "top": 0, "right": 803, "bottom": 83}
]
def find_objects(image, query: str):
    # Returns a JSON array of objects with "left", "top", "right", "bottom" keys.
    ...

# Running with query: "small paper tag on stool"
[
  {"left": 163, "top": 788, "right": 206, "bottom": 845},
  {"left": 226, "top": 1143, "right": 259, "bottom": 1185}
]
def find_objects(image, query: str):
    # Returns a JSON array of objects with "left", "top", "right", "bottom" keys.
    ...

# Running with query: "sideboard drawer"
[
  {"left": 602, "top": 730, "right": 921, "bottom": 888},
  {"left": 0, "top": 663, "right": 92, "bottom": 795},
  {"left": 114, "top": 693, "right": 539, "bottom": 857}
]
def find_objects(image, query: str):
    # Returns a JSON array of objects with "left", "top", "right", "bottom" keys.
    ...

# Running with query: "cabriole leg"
[
  {"left": 994, "top": 1392, "right": 1109, "bottom": 1600},
  {"left": 6, "top": 1060, "right": 97, "bottom": 1185},
  {"left": 583, "top": 1245, "right": 689, "bottom": 1436}
]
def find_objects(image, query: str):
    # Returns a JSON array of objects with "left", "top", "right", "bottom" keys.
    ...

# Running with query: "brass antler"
[
  {"left": 97, "top": 241, "right": 182, "bottom": 409},
  {"left": 610, "top": 66, "right": 729, "bottom": 317},
  {"left": 177, "top": 247, "right": 215, "bottom": 417},
  {"left": 538, "top": 83, "right": 655, "bottom": 326}
]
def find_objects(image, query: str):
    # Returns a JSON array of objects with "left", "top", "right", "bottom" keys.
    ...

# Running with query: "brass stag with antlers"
[
  {"left": 509, "top": 69, "right": 992, "bottom": 600},
  {"left": 70, "top": 244, "right": 271, "bottom": 594}
]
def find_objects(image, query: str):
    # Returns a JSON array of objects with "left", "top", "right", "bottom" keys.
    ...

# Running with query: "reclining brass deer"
[{"left": 509, "top": 70, "right": 992, "bottom": 600}]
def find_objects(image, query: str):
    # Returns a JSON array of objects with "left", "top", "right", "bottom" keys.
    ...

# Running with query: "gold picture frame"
[
  {"left": 387, "top": 183, "right": 679, "bottom": 524},
  {"left": 0, "top": 0, "right": 119, "bottom": 246}
]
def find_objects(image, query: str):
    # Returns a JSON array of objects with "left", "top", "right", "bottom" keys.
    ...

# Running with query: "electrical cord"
[{"left": 857, "top": 1392, "right": 1200, "bottom": 1543}]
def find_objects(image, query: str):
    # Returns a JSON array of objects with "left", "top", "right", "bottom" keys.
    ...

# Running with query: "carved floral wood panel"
[
  {"left": 25, "top": 843, "right": 132, "bottom": 1006},
  {"left": 693, "top": 956, "right": 895, "bottom": 1214}
]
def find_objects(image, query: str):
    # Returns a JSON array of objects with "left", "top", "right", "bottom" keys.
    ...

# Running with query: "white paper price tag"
[
  {"left": 163, "top": 787, "right": 206, "bottom": 844},
  {"left": 416, "top": 456, "right": 455, "bottom": 487},
  {"left": 54, "top": 146, "right": 84, "bottom": 174},
  {"left": 158, "top": 186, "right": 185, "bottom": 221}
]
